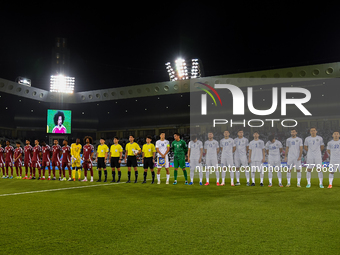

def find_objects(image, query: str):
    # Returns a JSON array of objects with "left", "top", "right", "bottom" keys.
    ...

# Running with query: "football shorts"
[
  {"left": 234, "top": 156, "right": 248, "bottom": 168},
  {"left": 110, "top": 157, "right": 120, "bottom": 168},
  {"left": 143, "top": 157, "right": 154, "bottom": 169},
  {"left": 251, "top": 161, "right": 263, "bottom": 172},
  {"left": 127, "top": 156, "right": 137, "bottom": 168},
  {"left": 97, "top": 157, "right": 106, "bottom": 169},
  {"left": 72, "top": 158, "right": 81, "bottom": 168}
]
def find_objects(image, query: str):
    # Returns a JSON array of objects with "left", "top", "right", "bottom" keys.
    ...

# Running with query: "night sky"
[{"left": 1, "top": 3, "right": 340, "bottom": 92}]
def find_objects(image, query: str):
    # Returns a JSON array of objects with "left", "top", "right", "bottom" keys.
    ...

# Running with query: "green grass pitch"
[{"left": 0, "top": 167, "right": 339, "bottom": 254}]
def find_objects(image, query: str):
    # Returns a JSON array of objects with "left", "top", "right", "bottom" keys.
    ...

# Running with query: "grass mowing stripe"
[{"left": 0, "top": 175, "right": 184, "bottom": 197}]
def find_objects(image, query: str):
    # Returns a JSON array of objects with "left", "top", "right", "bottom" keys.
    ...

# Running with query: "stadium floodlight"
[
  {"left": 50, "top": 75, "right": 75, "bottom": 93},
  {"left": 165, "top": 58, "right": 203, "bottom": 81},
  {"left": 16, "top": 76, "right": 31, "bottom": 87}
]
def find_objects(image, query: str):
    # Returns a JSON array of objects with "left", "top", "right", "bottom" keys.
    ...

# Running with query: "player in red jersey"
[
  {"left": 61, "top": 140, "right": 71, "bottom": 181},
  {"left": 23, "top": 140, "right": 33, "bottom": 179},
  {"left": 5, "top": 141, "right": 14, "bottom": 179},
  {"left": 14, "top": 142, "right": 23, "bottom": 179},
  {"left": 0, "top": 142, "right": 5, "bottom": 178},
  {"left": 51, "top": 139, "right": 62, "bottom": 180},
  {"left": 82, "top": 136, "right": 94, "bottom": 182},
  {"left": 31, "top": 140, "right": 42, "bottom": 180},
  {"left": 41, "top": 141, "right": 51, "bottom": 180}
]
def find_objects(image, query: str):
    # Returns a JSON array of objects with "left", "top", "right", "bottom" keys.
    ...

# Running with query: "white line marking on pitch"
[{"left": 0, "top": 175, "right": 184, "bottom": 197}]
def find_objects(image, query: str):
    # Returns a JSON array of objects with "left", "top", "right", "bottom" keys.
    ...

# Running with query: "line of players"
[
  {"left": 0, "top": 137, "right": 93, "bottom": 181},
  {"left": 0, "top": 127, "right": 339, "bottom": 188},
  {"left": 0, "top": 133, "right": 185, "bottom": 184},
  {"left": 189, "top": 127, "right": 340, "bottom": 189}
]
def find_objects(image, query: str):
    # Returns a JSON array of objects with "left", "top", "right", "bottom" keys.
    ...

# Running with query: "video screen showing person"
[{"left": 47, "top": 109, "right": 71, "bottom": 134}]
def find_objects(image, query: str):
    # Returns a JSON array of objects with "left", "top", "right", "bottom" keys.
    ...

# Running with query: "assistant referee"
[
  {"left": 96, "top": 138, "right": 109, "bottom": 182},
  {"left": 124, "top": 135, "right": 141, "bottom": 183}
]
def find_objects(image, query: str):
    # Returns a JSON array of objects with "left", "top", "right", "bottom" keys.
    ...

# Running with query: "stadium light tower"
[
  {"left": 165, "top": 58, "right": 203, "bottom": 81},
  {"left": 50, "top": 74, "right": 75, "bottom": 93},
  {"left": 16, "top": 76, "right": 31, "bottom": 86}
]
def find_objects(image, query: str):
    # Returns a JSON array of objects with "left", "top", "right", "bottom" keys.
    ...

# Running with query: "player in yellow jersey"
[
  {"left": 124, "top": 135, "right": 141, "bottom": 183},
  {"left": 70, "top": 138, "right": 82, "bottom": 181},
  {"left": 96, "top": 138, "right": 109, "bottom": 182},
  {"left": 142, "top": 135, "right": 156, "bottom": 184},
  {"left": 109, "top": 136, "right": 123, "bottom": 183}
]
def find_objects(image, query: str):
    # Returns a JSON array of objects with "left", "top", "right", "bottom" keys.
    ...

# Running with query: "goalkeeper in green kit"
[{"left": 171, "top": 133, "right": 188, "bottom": 185}]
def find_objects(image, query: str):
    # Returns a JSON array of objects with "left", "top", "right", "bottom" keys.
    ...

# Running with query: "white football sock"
[
  {"left": 251, "top": 172, "right": 255, "bottom": 183},
  {"left": 260, "top": 172, "right": 264, "bottom": 183},
  {"left": 268, "top": 171, "right": 273, "bottom": 184},
  {"left": 329, "top": 173, "right": 334, "bottom": 185},
  {"left": 190, "top": 168, "right": 195, "bottom": 182},
  {"left": 318, "top": 171, "right": 323, "bottom": 185},
  {"left": 307, "top": 171, "right": 311, "bottom": 184},
  {"left": 166, "top": 174, "right": 170, "bottom": 181},
  {"left": 277, "top": 171, "right": 282, "bottom": 184},
  {"left": 215, "top": 170, "right": 220, "bottom": 183},
  {"left": 236, "top": 170, "right": 240, "bottom": 182},
  {"left": 245, "top": 171, "right": 250, "bottom": 183},
  {"left": 206, "top": 170, "right": 209, "bottom": 183},
  {"left": 221, "top": 169, "right": 226, "bottom": 183},
  {"left": 229, "top": 170, "right": 234, "bottom": 184},
  {"left": 287, "top": 172, "right": 291, "bottom": 184},
  {"left": 297, "top": 171, "right": 301, "bottom": 185},
  {"left": 157, "top": 174, "right": 161, "bottom": 182},
  {"left": 199, "top": 169, "right": 203, "bottom": 183}
]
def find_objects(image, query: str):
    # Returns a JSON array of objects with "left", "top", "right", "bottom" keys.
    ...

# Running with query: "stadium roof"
[{"left": 1, "top": 61, "right": 340, "bottom": 132}]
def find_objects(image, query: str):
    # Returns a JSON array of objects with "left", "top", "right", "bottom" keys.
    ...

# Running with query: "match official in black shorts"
[
  {"left": 124, "top": 135, "right": 141, "bottom": 183},
  {"left": 96, "top": 138, "right": 109, "bottom": 182},
  {"left": 142, "top": 135, "right": 156, "bottom": 184},
  {"left": 109, "top": 136, "right": 123, "bottom": 183}
]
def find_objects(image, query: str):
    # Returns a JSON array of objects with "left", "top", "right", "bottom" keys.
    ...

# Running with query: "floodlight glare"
[
  {"left": 165, "top": 58, "right": 203, "bottom": 81},
  {"left": 50, "top": 75, "right": 75, "bottom": 93}
]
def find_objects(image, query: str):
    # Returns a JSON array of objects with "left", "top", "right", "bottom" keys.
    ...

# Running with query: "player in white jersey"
[
  {"left": 220, "top": 130, "right": 236, "bottom": 186},
  {"left": 234, "top": 130, "right": 249, "bottom": 185},
  {"left": 326, "top": 131, "right": 340, "bottom": 189},
  {"left": 304, "top": 127, "right": 325, "bottom": 188},
  {"left": 284, "top": 128, "right": 303, "bottom": 187},
  {"left": 204, "top": 132, "right": 220, "bottom": 186},
  {"left": 155, "top": 132, "right": 171, "bottom": 184},
  {"left": 248, "top": 131, "right": 265, "bottom": 186},
  {"left": 187, "top": 135, "right": 203, "bottom": 185},
  {"left": 265, "top": 135, "right": 283, "bottom": 187}
]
